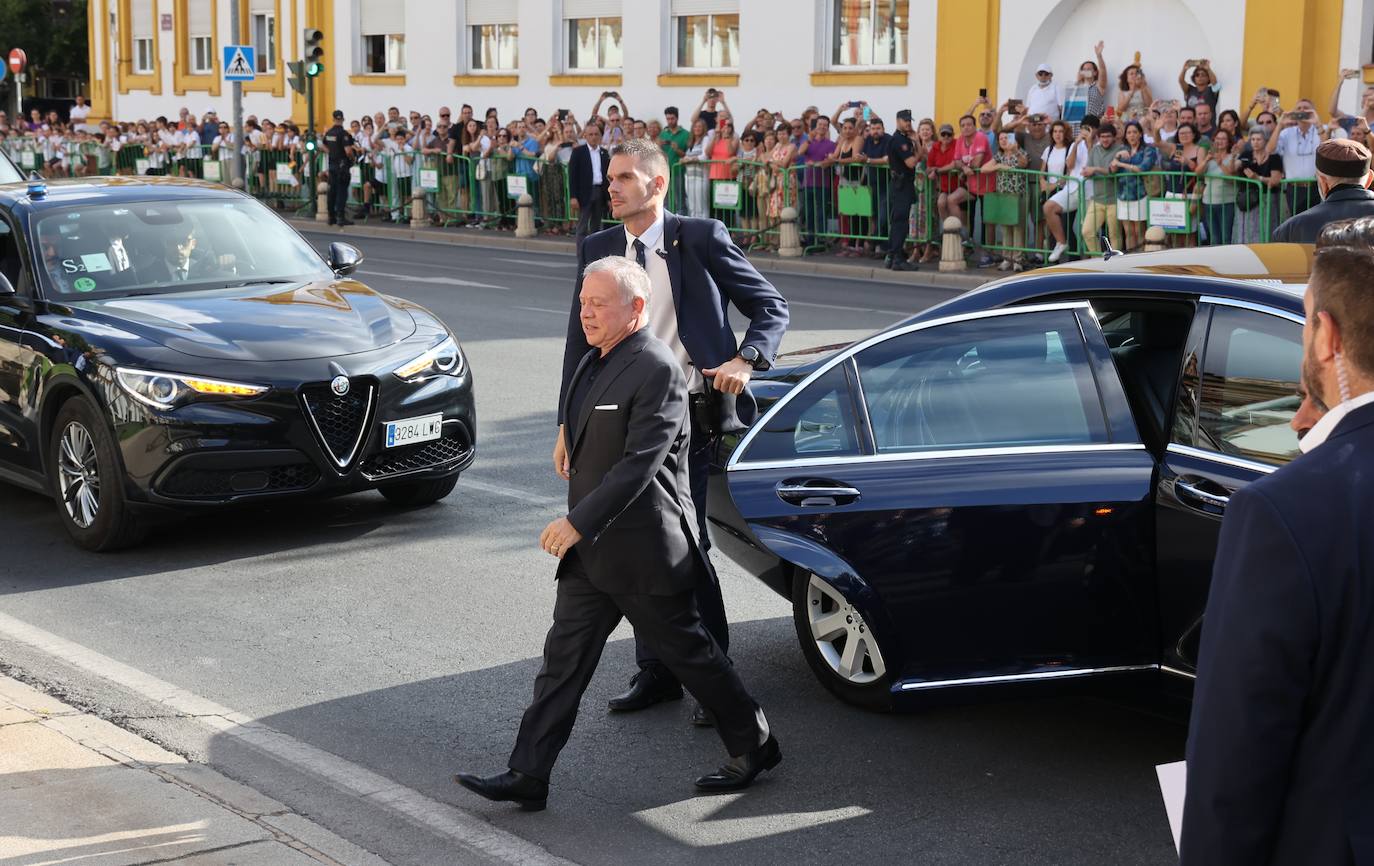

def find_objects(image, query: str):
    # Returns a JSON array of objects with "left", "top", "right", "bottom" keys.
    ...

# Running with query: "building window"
[
  {"left": 251, "top": 12, "right": 276, "bottom": 73},
  {"left": 360, "top": 0, "right": 405, "bottom": 74},
  {"left": 363, "top": 34, "right": 405, "bottom": 73},
  {"left": 471, "top": 24, "right": 518, "bottom": 71},
  {"left": 674, "top": 13, "right": 738, "bottom": 70},
  {"left": 190, "top": 36, "right": 213, "bottom": 73},
  {"left": 831, "top": 0, "right": 908, "bottom": 68},
  {"left": 134, "top": 36, "right": 155, "bottom": 73},
  {"left": 567, "top": 17, "right": 621, "bottom": 71}
]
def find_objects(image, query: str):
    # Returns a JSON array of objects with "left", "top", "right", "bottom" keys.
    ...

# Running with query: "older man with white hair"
[
  {"left": 454, "top": 256, "right": 780, "bottom": 812},
  {"left": 1271, "top": 138, "right": 1374, "bottom": 243}
]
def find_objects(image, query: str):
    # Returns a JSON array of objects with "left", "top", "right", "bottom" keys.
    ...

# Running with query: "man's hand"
[
  {"left": 553, "top": 425, "right": 569, "bottom": 480},
  {"left": 539, "top": 517, "right": 582, "bottom": 560},
  {"left": 702, "top": 356, "right": 753, "bottom": 395}
]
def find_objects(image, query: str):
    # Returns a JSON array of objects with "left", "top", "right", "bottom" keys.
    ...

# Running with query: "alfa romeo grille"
[
  {"left": 360, "top": 425, "right": 471, "bottom": 480},
  {"left": 301, "top": 380, "right": 375, "bottom": 470}
]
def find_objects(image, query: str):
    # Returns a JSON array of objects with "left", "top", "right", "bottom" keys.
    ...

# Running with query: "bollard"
[
  {"left": 1143, "top": 225, "right": 1167, "bottom": 252},
  {"left": 230, "top": 177, "right": 244, "bottom": 190},
  {"left": 410, "top": 187, "right": 426, "bottom": 228},
  {"left": 315, "top": 180, "right": 329, "bottom": 223},
  {"left": 514, "top": 192, "right": 536, "bottom": 238},
  {"left": 778, "top": 206, "right": 802, "bottom": 258},
  {"left": 938, "top": 216, "right": 966, "bottom": 272}
]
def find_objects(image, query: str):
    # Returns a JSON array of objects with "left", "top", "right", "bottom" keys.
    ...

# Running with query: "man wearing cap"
[
  {"left": 1272, "top": 139, "right": 1374, "bottom": 243},
  {"left": 322, "top": 110, "right": 356, "bottom": 227},
  {"left": 884, "top": 110, "right": 920, "bottom": 270},
  {"left": 1027, "top": 64, "right": 1061, "bottom": 121}
]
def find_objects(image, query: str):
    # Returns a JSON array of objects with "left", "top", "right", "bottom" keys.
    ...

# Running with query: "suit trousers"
[
  {"left": 327, "top": 167, "right": 350, "bottom": 221},
  {"left": 575, "top": 191, "right": 606, "bottom": 238},
  {"left": 507, "top": 555, "right": 769, "bottom": 782},
  {"left": 634, "top": 426, "right": 730, "bottom": 673},
  {"left": 887, "top": 179, "right": 915, "bottom": 257}
]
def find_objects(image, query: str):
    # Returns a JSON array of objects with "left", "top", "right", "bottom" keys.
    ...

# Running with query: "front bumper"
[{"left": 112, "top": 365, "right": 476, "bottom": 507}]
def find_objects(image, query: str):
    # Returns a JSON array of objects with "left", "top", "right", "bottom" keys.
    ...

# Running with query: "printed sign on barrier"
[
  {"left": 134, "top": 158, "right": 150, "bottom": 175},
  {"left": 712, "top": 180, "right": 741, "bottom": 211},
  {"left": 349, "top": 166, "right": 361, "bottom": 187},
  {"left": 203, "top": 161, "right": 222, "bottom": 182},
  {"left": 506, "top": 174, "right": 528, "bottom": 198},
  {"left": 1149, "top": 198, "right": 1192, "bottom": 233},
  {"left": 419, "top": 168, "right": 440, "bottom": 192},
  {"left": 275, "top": 162, "right": 294, "bottom": 185}
]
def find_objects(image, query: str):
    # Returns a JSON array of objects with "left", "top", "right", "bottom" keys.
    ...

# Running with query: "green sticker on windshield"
[{"left": 73, "top": 277, "right": 97, "bottom": 293}]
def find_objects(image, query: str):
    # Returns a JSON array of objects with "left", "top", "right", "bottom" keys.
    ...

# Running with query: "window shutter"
[
  {"left": 130, "top": 0, "right": 152, "bottom": 38},
  {"left": 360, "top": 0, "right": 401, "bottom": 35},
  {"left": 187, "top": 0, "right": 212, "bottom": 35},
  {"left": 562, "top": 0, "right": 621, "bottom": 19},
  {"left": 249, "top": 0, "right": 272, "bottom": 11},
  {"left": 670, "top": 0, "right": 738, "bottom": 14},
  {"left": 467, "top": 0, "right": 515, "bottom": 26}
]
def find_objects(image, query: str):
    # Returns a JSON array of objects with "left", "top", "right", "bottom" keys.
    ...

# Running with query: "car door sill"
[{"left": 895, "top": 664, "right": 1160, "bottom": 691}]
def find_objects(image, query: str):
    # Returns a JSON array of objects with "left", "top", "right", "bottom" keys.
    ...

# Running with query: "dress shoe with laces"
[
  {"left": 607, "top": 667, "right": 684, "bottom": 712},
  {"left": 694, "top": 735, "right": 782, "bottom": 792},
  {"left": 453, "top": 769, "right": 548, "bottom": 812},
  {"left": 690, "top": 702, "right": 715, "bottom": 728}
]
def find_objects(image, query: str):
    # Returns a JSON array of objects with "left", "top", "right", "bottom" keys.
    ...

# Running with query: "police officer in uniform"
[
  {"left": 885, "top": 109, "right": 919, "bottom": 271},
  {"left": 322, "top": 109, "right": 355, "bottom": 227}
]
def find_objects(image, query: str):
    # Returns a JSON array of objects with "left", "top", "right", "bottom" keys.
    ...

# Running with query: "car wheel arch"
[
  {"left": 748, "top": 523, "right": 896, "bottom": 637},
  {"left": 38, "top": 374, "right": 110, "bottom": 480}
]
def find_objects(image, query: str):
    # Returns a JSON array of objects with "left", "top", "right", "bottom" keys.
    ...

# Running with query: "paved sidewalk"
[
  {"left": 0, "top": 674, "right": 391, "bottom": 866},
  {"left": 284, "top": 217, "right": 995, "bottom": 295}
]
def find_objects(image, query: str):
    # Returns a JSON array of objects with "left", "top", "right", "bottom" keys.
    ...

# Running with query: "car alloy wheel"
[
  {"left": 56, "top": 421, "right": 101, "bottom": 528},
  {"left": 805, "top": 573, "right": 887, "bottom": 685}
]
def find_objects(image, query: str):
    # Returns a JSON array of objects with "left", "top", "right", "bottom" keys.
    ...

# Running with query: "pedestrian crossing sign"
[{"left": 223, "top": 45, "right": 256, "bottom": 82}]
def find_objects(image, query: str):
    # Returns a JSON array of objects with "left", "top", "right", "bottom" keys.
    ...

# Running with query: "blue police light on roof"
[{"left": 26, "top": 172, "right": 46, "bottom": 200}]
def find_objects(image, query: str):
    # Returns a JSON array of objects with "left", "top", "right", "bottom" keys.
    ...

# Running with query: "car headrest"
[
  {"left": 978, "top": 332, "right": 1048, "bottom": 366},
  {"left": 1133, "top": 312, "right": 1191, "bottom": 349}
]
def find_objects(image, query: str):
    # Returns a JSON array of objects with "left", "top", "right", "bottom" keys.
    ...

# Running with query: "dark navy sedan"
[
  {"left": 0, "top": 176, "right": 475, "bottom": 550},
  {"left": 708, "top": 245, "right": 1310, "bottom": 710}
]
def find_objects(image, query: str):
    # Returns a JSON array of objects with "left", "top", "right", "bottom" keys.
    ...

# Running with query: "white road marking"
[
  {"left": 494, "top": 258, "right": 572, "bottom": 269},
  {"left": 461, "top": 477, "right": 563, "bottom": 508},
  {"left": 787, "top": 299, "right": 913, "bottom": 317},
  {"left": 634, "top": 793, "right": 871, "bottom": 846},
  {"left": 515, "top": 306, "right": 564, "bottom": 316},
  {"left": 356, "top": 269, "right": 510, "bottom": 291},
  {"left": 0, "top": 611, "right": 575, "bottom": 866}
]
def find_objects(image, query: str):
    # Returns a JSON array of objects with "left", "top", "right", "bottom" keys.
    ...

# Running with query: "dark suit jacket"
[
  {"left": 1271, "top": 185, "right": 1374, "bottom": 244},
  {"left": 568, "top": 143, "right": 610, "bottom": 208},
  {"left": 558, "top": 211, "right": 789, "bottom": 423},
  {"left": 560, "top": 328, "right": 705, "bottom": 596},
  {"left": 1181, "top": 401, "right": 1374, "bottom": 866}
]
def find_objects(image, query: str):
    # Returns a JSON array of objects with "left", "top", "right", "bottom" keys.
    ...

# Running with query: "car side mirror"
[
  {"left": 328, "top": 242, "right": 364, "bottom": 277},
  {"left": 0, "top": 271, "right": 15, "bottom": 297}
]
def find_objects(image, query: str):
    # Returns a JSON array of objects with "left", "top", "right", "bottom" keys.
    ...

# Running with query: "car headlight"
[
  {"left": 393, "top": 335, "right": 464, "bottom": 381},
  {"left": 116, "top": 367, "right": 269, "bottom": 410}
]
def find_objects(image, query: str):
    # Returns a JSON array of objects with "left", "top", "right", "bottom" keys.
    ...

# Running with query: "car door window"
[
  {"left": 1195, "top": 306, "right": 1302, "bottom": 466},
  {"left": 855, "top": 309, "right": 1109, "bottom": 453},
  {"left": 739, "top": 364, "right": 861, "bottom": 463}
]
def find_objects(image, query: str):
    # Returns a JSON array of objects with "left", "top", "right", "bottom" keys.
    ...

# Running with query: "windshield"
[
  {"left": 0, "top": 151, "right": 22, "bottom": 184},
  {"left": 33, "top": 197, "right": 333, "bottom": 299}
]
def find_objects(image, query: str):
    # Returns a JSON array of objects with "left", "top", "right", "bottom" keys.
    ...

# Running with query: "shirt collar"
[
  {"left": 1299, "top": 390, "right": 1374, "bottom": 453},
  {"left": 624, "top": 211, "right": 666, "bottom": 251}
]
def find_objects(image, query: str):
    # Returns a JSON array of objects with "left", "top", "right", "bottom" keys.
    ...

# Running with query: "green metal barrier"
[{"left": 113, "top": 144, "right": 146, "bottom": 176}]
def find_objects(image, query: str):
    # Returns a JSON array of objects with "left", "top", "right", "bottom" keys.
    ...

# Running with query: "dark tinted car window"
[
  {"left": 855, "top": 310, "right": 1107, "bottom": 453},
  {"left": 740, "top": 364, "right": 861, "bottom": 463},
  {"left": 1197, "top": 306, "right": 1302, "bottom": 466}
]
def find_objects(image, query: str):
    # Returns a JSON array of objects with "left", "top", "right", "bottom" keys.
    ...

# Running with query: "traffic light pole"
[
  {"left": 305, "top": 76, "right": 316, "bottom": 217},
  {"left": 230, "top": 12, "right": 244, "bottom": 186}
]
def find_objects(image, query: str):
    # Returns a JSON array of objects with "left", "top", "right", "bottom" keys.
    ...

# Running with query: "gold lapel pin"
[{"left": 673, "top": 239, "right": 679, "bottom": 247}]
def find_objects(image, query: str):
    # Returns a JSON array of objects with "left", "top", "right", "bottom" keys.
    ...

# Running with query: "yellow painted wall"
[
  {"left": 1243, "top": 0, "right": 1346, "bottom": 118},
  {"left": 935, "top": 0, "right": 999, "bottom": 123}
]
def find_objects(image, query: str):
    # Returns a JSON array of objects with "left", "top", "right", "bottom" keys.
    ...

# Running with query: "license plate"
[{"left": 384, "top": 413, "right": 443, "bottom": 448}]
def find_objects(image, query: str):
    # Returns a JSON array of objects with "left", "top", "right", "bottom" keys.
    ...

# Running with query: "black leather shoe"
[
  {"left": 890, "top": 260, "right": 920, "bottom": 271},
  {"left": 690, "top": 702, "right": 715, "bottom": 728},
  {"left": 337, "top": 218, "right": 354, "bottom": 227},
  {"left": 607, "top": 668, "right": 683, "bottom": 712},
  {"left": 453, "top": 769, "right": 548, "bottom": 812},
  {"left": 695, "top": 736, "right": 782, "bottom": 792}
]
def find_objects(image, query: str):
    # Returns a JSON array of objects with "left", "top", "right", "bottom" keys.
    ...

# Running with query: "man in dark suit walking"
[
  {"left": 454, "top": 258, "right": 780, "bottom": 811},
  {"left": 1181, "top": 244, "right": 1374, "bottom": 865},
  {"left": 569, "top": 121, "right": 610, "bottom": 238},
  {"left": 1272, "top": 139, "right": 1374, "bottom": 243},
  {"left": 555, "top": 137, "right": 789, "bottom": 726}
]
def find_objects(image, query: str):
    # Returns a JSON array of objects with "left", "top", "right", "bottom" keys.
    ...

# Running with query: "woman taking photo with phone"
[{"left": 1198, "top": 128, "right": 1240, "bottom": 246}]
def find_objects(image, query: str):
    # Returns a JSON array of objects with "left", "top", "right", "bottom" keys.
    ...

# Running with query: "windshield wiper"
[{"left": 219, "top": 278, "right": 297, "bottom": 288}]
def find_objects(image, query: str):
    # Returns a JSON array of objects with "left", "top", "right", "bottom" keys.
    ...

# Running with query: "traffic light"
[
  {"left": 303, "top": 29, "right": 324, "bottom": 77},
  {"left": 286, "top": 60, "right": 306, "bottom": 95}
]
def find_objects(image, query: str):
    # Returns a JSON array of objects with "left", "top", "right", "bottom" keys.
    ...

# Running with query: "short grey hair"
[{"left": 583, "top": 255, "right": 652, "bottom": 311}]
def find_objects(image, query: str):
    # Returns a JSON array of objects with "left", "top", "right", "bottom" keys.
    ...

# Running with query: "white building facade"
[{"left": 90, "top": 0, "right": 1374, "bottom": 131}]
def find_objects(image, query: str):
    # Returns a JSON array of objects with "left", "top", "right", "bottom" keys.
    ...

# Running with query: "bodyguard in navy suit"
[
  {"left": 555, "top": 137, "right": 789, "bottom": 725},
  {"left": 1181, "top": 245, "right": 1374, "bottom": 866}
]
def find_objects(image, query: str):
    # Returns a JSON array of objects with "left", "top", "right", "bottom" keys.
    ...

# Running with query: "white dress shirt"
[
  {"left": 1299, "top": 390, "right": 1374, "bottom": 453},
  {"left": 590, "top": 146, "right": 604, "bottom": 186},
  {"left": 624, "top": 212, "right": 703, "bottom": 393}
]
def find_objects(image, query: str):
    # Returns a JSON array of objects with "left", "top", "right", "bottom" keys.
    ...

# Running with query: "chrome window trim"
[
  {"left": 729, "top": 301, "right": 1095, "bottom": 470},
  {"left": 1160, "top": 665, "right": 1197, "bottom": 681},
  {"left": 727, "top": 442, "right": 1147, "bottom": 473},
  {"left": 1166, "top": 442, "right": 1277, "bottom": 475},
  {"left": 897, "top": 663, "right": 1158, "bottom": 691},
  {"left": 1199, "top": 296, "right": 1305, "bottom": 325}
]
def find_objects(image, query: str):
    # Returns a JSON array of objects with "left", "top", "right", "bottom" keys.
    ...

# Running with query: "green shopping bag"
[
  {"left": 981, "top": 192, "right": 1022, "bottom": 226},
  {"left": 838, "top": 182, "right": 871, "bottom": 217}
]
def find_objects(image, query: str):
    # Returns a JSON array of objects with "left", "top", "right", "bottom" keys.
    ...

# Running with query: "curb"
[{"left": 286, "top": 218, "right": 991, "bottom": 293}]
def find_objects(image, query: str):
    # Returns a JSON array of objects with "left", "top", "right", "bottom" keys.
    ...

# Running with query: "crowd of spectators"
[{"left": 7, "top": 49, "right": 1374, "bottom": 267}]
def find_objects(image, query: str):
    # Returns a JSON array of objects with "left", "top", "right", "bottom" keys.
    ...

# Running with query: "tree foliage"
[{"left": 0, "top": 0, "right": 90, "bottom": 79}]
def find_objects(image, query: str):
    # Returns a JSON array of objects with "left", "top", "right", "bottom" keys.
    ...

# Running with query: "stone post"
[
  {"left": 514, "top": 193, "right": 535, "bottom": 238},
  {"left": 315, "top": 180, "right": 329, "bottom": 223},
  {"left": 1143, "top": 226, "right": 1167, "bottom": 252},
  {"left": 778, "top": 207, "right": 802, "bottom": 258},
  {"left": 410, "top": 187, "right": 426, "bottom": 228},
  {"left": 938, "top": 216, "right": 967, "bottom": 272}
]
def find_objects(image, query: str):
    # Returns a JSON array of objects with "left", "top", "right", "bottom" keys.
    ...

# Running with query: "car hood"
[{"left": 62, "top": 279, "right": 418, "bottom": 362}]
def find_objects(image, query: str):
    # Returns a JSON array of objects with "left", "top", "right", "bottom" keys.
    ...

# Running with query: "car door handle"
[
  {"left": 1175, "top": 477, "right": 1230, "bottom": 510},
  {"left": 776, "top": 481, "right": 861, "bottom": 507}
]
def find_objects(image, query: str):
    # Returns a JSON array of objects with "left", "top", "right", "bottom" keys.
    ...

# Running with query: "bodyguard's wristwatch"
[{"left": 738, "top": 345, "right": 769, "bottom": 371}]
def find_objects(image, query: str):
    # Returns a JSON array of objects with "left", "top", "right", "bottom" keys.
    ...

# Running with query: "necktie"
[{"left": 633, "top": 238, "right": 646, "bottom": 270}]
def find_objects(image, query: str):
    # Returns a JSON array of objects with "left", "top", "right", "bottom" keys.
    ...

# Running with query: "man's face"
[
  {"left": 1180, "top": 109, "right": 1196, "bottom": 125},
  {"left": 869, "top": 122, "right": 885, "bottom": 138},
  {"left": 1029, "top": 117, "right": 1047, "bottom": 136},
  {"left": 1097, "top": 129, "right": 1117, "bottom": 148},
  {"left": 1196, "top": 105, "right": 1214, "bottom": 128},
  {"left": 959, "top": 117, "right": 975, "bottom": 136},
  {"left": 665, "top": 112, "right": 679, "bottom": 128},
  {"left": 815, "top": 117, "right": 830, "bottom": 137},
  {"left": 608, "top": 153, "right": 663, "bottom": 219},
  {"left": 979, "top": 110, "right": 994, "bottom": 128},
  {"left": 633, "top": 121, "right": 647, "bottom": 138},
  {"left": 388, "top": 108, "right": 400, "bottom": 121},
  {"left": 585, "top": 124, "right": 603, "bottom": 148},
  {"left": 350, "top": 121, "right": 360, "bottom": 133},
  {"left": 1291, "top": 382, "right": 1329, "bottom": 438},
  {"left": 580, "top": 271, "right": 642, "bottom": 352}
]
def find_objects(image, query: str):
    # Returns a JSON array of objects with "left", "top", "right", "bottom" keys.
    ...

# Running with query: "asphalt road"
[{"left": 0, "top": 232, "right": 1186, "bottom": 865}]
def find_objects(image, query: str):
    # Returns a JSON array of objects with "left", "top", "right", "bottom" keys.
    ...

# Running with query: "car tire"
[
  {"left": 791, "top": 570, "right": 893, "bottom": 711},
  {"left": 48, "top": 398, "right": 145, "bottom": 552},
  {"left": 378, "top": 473, "right": 460, "bottom": 507}
]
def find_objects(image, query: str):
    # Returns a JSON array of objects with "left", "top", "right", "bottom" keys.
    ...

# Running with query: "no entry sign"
[{"left": 8, "top": 49, "right": 26, "bottom": 74}]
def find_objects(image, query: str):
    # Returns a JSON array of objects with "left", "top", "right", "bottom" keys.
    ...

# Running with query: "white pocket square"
[{"left": 594, "top": 404, "right": 619, "bottom": 410}]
